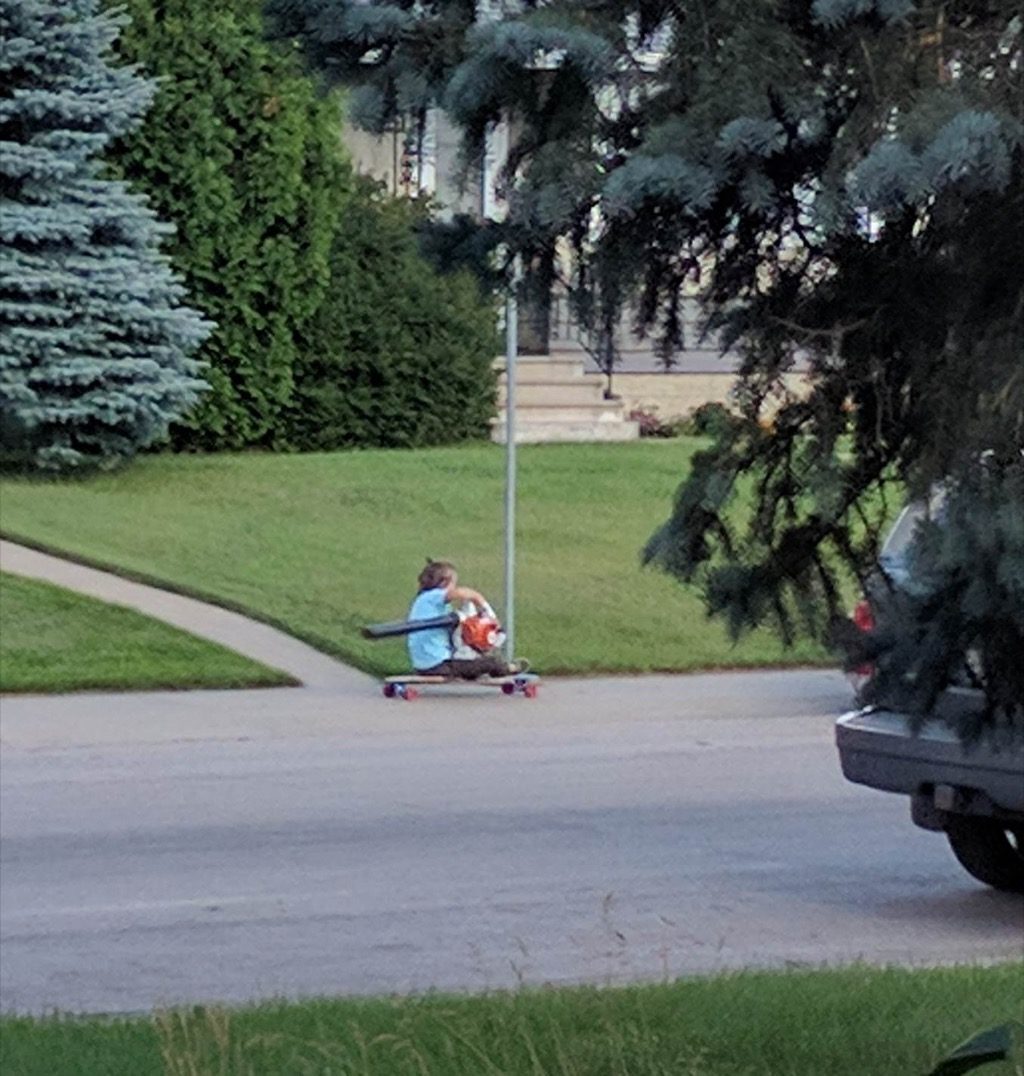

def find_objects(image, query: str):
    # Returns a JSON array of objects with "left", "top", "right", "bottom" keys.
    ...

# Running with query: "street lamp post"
[{"left": 503, "top": 259, "right": 519, "bottom": 662}]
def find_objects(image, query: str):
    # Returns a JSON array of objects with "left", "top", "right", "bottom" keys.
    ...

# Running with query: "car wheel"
[{"left": 945, "top": 817, "right": 1024, "bottom": 893}]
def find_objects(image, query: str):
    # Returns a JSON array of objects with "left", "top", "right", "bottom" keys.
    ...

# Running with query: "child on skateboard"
[{"left": 408, "top": 560, "right": 522, "bottom": 680}]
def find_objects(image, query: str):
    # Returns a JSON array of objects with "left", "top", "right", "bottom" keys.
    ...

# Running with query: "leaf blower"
[{"left": 362, "top": 601, "right": 505, "bottom": 656}]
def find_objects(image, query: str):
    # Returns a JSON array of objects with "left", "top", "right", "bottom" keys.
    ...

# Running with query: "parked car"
[
  {"left": 836, "top": 691, "right": 1024, "bottom": 892},
  {"left": 844, "top": 486, "right": 981, "bottom": 701},
  {"left": 836, "top": 479, "right": 1023, "bottom": 892}
]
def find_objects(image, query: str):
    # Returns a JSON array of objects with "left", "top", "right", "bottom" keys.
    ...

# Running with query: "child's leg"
[
  {"left": 447, "top": 652, "right": 513, "bottom": 679},
  {"left": 416, "top": 653, "right": 518, "bottom": 680},
  {"left": 416, "top": 661, "right": 456, "bottom": 677}
]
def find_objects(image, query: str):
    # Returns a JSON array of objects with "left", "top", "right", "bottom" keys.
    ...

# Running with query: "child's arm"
[{"left": 447, "top": 585, "right": 491, "bottom": 611}]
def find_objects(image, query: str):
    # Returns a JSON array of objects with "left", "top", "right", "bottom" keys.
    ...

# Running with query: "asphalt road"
[{"left": 2, "top": 669, "right": 1021, "bottom": 1015}]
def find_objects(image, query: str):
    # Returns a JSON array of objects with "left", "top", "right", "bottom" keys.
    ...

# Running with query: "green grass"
[
  {"left": 0, "top": 572, "right": 293, "bottom": 693},
  {"left": 2, "top": 965, "right": 1021, "bottom": 1075},
  {"left": 0, "top": 443, "right": 830, "bottom": 677}
]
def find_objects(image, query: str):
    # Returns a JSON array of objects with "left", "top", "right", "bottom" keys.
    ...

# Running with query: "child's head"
[{"left": 418, "top": 559, "right": 457, "bottom": 593}]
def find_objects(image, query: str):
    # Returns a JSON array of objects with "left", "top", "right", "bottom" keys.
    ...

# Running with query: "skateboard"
[{"left": 382, "top": 672, "right": 539, "bottom": 700}]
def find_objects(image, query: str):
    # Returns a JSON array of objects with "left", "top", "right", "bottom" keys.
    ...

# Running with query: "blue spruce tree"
[
  {"left": 277, "top": 1, "right": 1022, "bottom": 728},
  {"left": 0, "top": 0, "right": 211, "bottom": 470}
]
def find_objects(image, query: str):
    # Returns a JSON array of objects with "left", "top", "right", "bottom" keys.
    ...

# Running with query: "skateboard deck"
[{"left": 382, "top": 673, "right": 539, "bottom": 700}]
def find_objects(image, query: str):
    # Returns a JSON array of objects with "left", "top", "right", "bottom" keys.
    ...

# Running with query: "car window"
[{"left": 881, "top": 502, "right": 927, "bottom": 561}]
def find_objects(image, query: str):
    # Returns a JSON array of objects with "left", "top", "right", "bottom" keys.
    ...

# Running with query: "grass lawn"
[
  {"left": 0, "top": 572, "right": 293, "bottom": 693},
  {"left": 0, "top": 443, "right": 832, "bottom": 677},
  {"left": 2, "top": 964, "right": 1021, "bottom": 1075}
]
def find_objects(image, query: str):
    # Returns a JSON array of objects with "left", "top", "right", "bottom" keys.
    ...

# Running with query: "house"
[{"left": 341, "top": 111, "right": 807, "bottom": 442}]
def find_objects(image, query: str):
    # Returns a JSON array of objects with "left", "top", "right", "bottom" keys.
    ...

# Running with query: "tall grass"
[{"left": 2, "top": 964, "right": 1021, "bottom": 1075}]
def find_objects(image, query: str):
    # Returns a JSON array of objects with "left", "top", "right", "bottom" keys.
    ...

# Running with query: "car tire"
[{"left": 945, "top": 817, "right": 1024, "bottom": 893}]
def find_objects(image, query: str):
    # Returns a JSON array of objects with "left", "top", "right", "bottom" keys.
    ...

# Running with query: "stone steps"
[
  {"left": 490, "top": 419, "right": 640, "bottom": 444},
  {"left": 491, "top": 354, "right": 640, "bottom": 444},
  {"left": 495, "top": 400, "right": 628, "bottom": 423},
  {"left": 493, "top": 355, "right": 588, "bottom": 382},
  {"left": 497, "top": 378, "right": 608, "bottom": 407}
]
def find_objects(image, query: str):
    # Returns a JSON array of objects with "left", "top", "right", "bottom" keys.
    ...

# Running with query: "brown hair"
[{"left": 418, "top": 559, "right": 456, "bottom": 592}]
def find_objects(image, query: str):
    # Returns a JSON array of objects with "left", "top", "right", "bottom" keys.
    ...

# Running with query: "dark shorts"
[{"left": 417, "top": 653, "right": 509, "bottom": 680}]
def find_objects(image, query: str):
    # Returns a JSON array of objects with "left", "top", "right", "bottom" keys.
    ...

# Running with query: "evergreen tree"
[
  {"left": 275, "top": 0, "right": 1023, "bottom": 729},
  {"left": 0, "top": 0, "right": 211, "bottom": 471},
  {"left": 843, "top": 458, "right": 1024, "bottom": 736},
  {"left": 109, "top": 0, "right": 345, "bottom": 449}
]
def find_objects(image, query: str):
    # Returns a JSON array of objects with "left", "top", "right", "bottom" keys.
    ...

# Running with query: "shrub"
[
  {"left": 628, "top": 407, "right": 690, "bottom": 439},
  {"left": 108, "top": 0, "right": 343, "bottom": 449},
  {"left": 285, "top": 183, "right": 498, "bottom": 451},
  {"left": 107, "top": 1, "right": 497, "bottom": 453},
  {"left": 684, "top": 401, "right": 734, "bottom": 436}
]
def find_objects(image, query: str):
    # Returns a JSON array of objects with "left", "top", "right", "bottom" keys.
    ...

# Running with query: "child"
[{"left": 409, "top": 560, "right": 521, "bottom": 679}]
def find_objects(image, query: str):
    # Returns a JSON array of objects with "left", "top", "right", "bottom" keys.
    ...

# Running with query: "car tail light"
[
  {"left": 849, "top": 598, "right": 875, "bottom": 685},
  {"left": 852, "top": 598, "right": 875, "bottom": 633}
]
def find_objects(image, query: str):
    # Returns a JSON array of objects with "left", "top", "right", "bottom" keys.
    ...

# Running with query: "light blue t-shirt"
[{"left": 407, "top": 587, "right": 453, "bottom": 670}]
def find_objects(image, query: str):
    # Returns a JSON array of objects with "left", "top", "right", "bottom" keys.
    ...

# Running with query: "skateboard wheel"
[
  {"left": 523, "top": 684, "right": 538, "bottom": 699},
  {"left": 383, "top": 683, "right": 397, "bottom": 698},
  {"left": 403, "top": 687, "right": 420, "bottom": 701},
  {"left": 501, "top": 682, "right": 516, "bottom": 695}
]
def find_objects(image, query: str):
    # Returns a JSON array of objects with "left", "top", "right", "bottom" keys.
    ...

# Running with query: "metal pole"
[{"left": 503, "top": 259, "right": 519, "bottom": 662}]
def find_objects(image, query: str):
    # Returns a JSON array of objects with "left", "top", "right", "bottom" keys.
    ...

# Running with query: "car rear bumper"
[{"left": 835, "top": 700, "right": 1024, "bottom": 816}]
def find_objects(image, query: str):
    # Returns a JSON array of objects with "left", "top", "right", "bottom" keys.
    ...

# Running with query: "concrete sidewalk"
[{"left": 0, "top": 539, "right": 372, "bottom": 693}]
